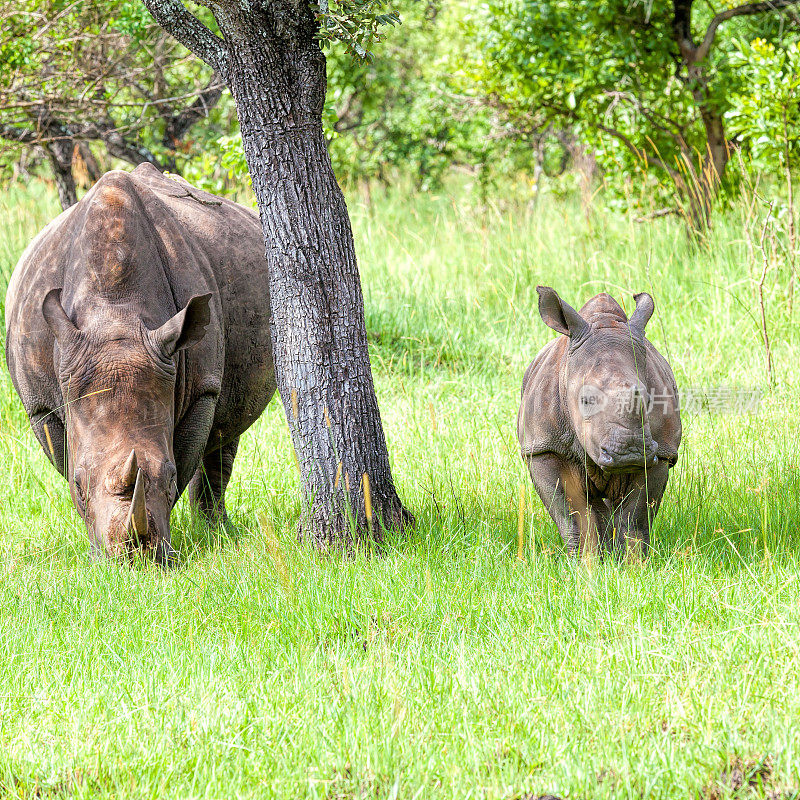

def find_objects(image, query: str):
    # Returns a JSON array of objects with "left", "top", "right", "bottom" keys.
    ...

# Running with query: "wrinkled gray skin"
[
  {"left": 517, "top": 287, "right": 681, "bottom": 558},
  {"left": 5, "top": 163, "right": 275, "bottom": 564}
]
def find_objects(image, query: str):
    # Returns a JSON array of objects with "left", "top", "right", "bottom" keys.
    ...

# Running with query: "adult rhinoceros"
[{"left": 5, "top": 163, "right": 275, "bottom": 564}]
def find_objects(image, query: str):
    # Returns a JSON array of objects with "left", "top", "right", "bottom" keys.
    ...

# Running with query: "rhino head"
[
  {"left": 42, "top": 289, "right": 212, "bottom": 564},
  {"left": 536, "top": 286, "right": 658, "bottom": 473}
]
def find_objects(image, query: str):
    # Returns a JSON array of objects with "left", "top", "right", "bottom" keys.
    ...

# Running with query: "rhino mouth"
[
  {"left": 99, "top": 500, "right": 172, "bottom": 564},
  {"left": 595, "top": 440, "right": 658, "bottom": 473}
]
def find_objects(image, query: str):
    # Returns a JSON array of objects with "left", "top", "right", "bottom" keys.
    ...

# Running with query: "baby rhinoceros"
[
  {"left": 518, "top": 287, "right": 681, "bottom": 558},
  {"left": 5, "top": 163, "right": 276, "bottom": 564}
]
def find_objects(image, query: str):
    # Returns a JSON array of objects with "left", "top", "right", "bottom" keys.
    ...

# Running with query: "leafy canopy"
[
  {"left": 0, "top": 0, "right": 231, "bottom": 177},
  {"left": 468, "top": 0, "right": 800, "bottom": 205},
  {"left": 318, "top": 0, "right": 401, "bottom": 58}
]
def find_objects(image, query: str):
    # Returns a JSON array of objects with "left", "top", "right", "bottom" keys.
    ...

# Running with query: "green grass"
[{"left": 1, "top": 178, "right": 800, "bottom": 799}]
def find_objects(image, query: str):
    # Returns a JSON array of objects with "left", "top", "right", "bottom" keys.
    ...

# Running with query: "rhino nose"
[{"left": 598, "top": 439, "right": 658, "bottom": 471}]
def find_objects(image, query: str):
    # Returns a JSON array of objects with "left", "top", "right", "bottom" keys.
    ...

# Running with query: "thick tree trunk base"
[{"left": 300, "top": 496, "right": 415, "bottom": 553}]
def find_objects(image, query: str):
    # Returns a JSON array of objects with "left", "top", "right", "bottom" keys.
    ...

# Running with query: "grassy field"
[{"left": 1, "top": 178, "right": 800, "bottom": 799}]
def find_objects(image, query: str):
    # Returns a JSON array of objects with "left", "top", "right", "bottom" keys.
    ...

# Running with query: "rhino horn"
[
  {"left": 125, "top": 468, "right": 147, "bottom": 541},
  {"left": 122, "top": 449, "right": 138, "bottom": 487}
]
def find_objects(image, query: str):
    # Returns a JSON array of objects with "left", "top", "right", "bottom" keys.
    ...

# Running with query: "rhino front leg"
[
  {"left": 188, "top": 436, "right": 239, "bottom": 526},
  {"left": 526, "top": 453, "right": 606, "bottom": 559},
  {"left": 173, "top": 394, "right": 218, "bottom": 493},
  {"left": 607, "top": 460, "right": 670, "bottom": 559}
]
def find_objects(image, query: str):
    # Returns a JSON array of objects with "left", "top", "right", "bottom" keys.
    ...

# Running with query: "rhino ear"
[
  {"left": 42, "top": 288, "right": 80, "bottom": 348},
  {"left": 536, "top": 286, "right": 589, "bottom": 339},
  {"left": 629, "top": 292, "right": 655, "bottom": 334},
  {"left": 151, "top": 293, "right": 212, "bottom": 357}
]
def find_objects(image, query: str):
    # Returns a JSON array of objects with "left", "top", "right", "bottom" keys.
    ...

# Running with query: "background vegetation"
[{"left": 2, "top": 1, "right": 800, "bottom": 797}]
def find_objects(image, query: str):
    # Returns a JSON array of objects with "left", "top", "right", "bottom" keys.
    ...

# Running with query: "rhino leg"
[
  {"left": 606, "top": 460, "right": 669, "bottom": 559},
  {"left": 173, "top": 394, "right": 218, "bottom": 493},
  {"left": 526, "top": 453, "right": 607, "bottom": 559},
  {"left": 188, "top": 436, "right": 239, "bottom": 526}
]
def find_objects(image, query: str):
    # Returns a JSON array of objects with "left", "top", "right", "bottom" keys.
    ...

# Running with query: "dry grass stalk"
[
  {"left": 758, "top": 203, "right": 776, "bottom": 386},
  {"left": 362, "top": 472, "right": 373, "bottom": 531},
  {"left": 43, "top": 422, "right": 55, "bottom": 460},
  {"left": 259, "top": 513, "right": 293, "bottom": 597}
]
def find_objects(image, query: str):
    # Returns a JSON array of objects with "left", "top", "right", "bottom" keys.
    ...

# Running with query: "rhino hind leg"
[
  {"left": 188, "top": 437, "right": 239, "bottom": 527},
  {"left": 526, "top": 453, "right": 606, "bottom": 559}
]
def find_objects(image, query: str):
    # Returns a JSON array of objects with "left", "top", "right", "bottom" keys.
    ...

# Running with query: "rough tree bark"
[
  {"left": 141, "top": 0, "right": 412, "bottom": 546},
  {"left": 43, "top": 138, "right": 78, "bottom": 208}
]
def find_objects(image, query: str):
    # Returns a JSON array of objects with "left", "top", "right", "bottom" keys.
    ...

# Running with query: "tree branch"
[
  {"left": 162, "top": 71, "right": 225, "bottom": 148},
  {"left": 140, "top": 0, "right": 229, "bottom": 73},
  {"left": 696, "top": 0, "right": 800, "bottom": 61},
  {"left": 2, "top": 108, "right": 172, "bottom": 172},
  {"left": 538, "top": 99, "right": 681, "bottom": 179},
  {"left": 0, "top": 124, "right": 39, "bottom": 144},
  {"left": 634, "top": 207, "right": 682, "bottom": 222},
  {"left": 595, "top": 122, "right": 679, "bottom": 180},
  {"left": 73, "top": 121, "right": 172, "bottom": 171}
]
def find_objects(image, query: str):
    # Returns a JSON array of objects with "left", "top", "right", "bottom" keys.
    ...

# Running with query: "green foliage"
[
  {"left": 199, "top": 2, "right": 519, "bottom": 193},
  {"left": 324, "top": 0, "right": 538, "bottom": 190},
  {"left": 0, "top": 0, "right": 233, "bottom": 180},
  {"left": 728, "top": 37, "right": 800, "bottom": 170},
  {"left": 178, "top": 131, "right": 248, "bottom": 197},
  {"left": 317, "top": 0, "right": 401, "bottom": 58},
  {"left": 6, "top": 0, "right": 800, "bottom": 209},
  {"left": 325, "top": 0, "right": 459, "bottom": 186},
  {"left": 468, "top": 0, "right": 800, "bottom": 208}
]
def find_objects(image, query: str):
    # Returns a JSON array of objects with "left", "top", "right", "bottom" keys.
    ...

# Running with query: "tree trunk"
[
  {"left": 77, "top": 141, "right": 102, "bottom": 182},
  {"left": 683, "top": 64, "right": 730, "bottom": 232},
  {"left": 213, "top": 8, "right": 411, "bottom": 546},
  {"left": 44, "top": 138, "right": 77, "bottom": 209}
]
